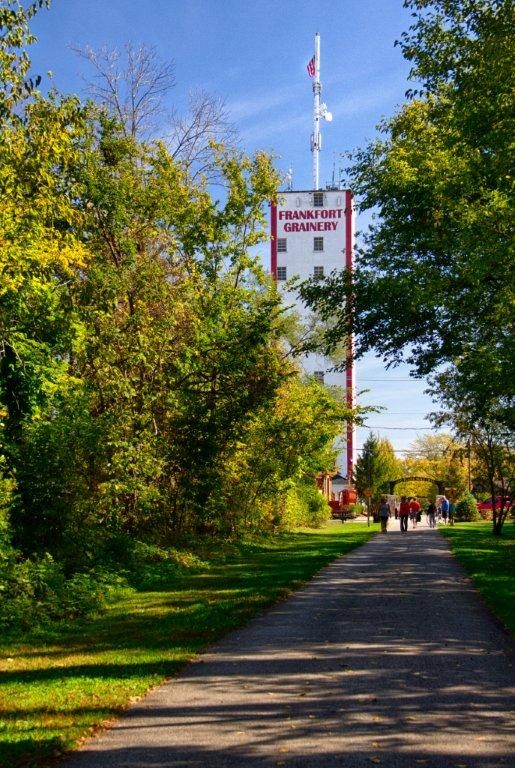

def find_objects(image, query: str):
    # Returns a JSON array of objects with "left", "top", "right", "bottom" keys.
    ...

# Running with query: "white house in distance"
[{"left": 270, "top": 187, "right": 355, "bottom": 486}]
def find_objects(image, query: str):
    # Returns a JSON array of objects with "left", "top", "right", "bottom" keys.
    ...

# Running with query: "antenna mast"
[
  {"left": 310, "top": 33, "right": 332, "bottom": 190},
  {"left": 311, "top": 33, "right": 321, "bottom": 190}
]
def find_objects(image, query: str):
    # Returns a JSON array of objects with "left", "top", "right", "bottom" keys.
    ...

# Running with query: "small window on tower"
[
  {"left": 277, "top": 266, "right": 287, "bottom": 281},
  {"left": 313, "top": 191, "right": 324, "bottom": 207},
  {"left": 314, "top": 265, "right": 324, "bottom": 279},
  {"left": 314, "top": 371, "right": 325, "bottom": 384},
  {"left": 277, "top": 238, "right": 287, "bottom": 253},
  {"left": 314, "top": 237, "right": 324, "bottom": 252}
]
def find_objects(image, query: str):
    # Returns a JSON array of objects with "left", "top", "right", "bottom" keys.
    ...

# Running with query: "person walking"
[
  {"left": 379, "top": 497, "right": 390, "bottom": 533},
  {"left": 427, "top": 500, "right": 437, "bottom": 529},
  {"left": 409, "top": 496, "right": 421, "bottom": 529},
  {"left": 399, "top": 496, "right": 410, "bottom": 533},
  {"left": 441, "top": 495, "right": 450, "bottom": 524},
  {"left": 448, "top": 500, "right": 456, "bottom": 526}
]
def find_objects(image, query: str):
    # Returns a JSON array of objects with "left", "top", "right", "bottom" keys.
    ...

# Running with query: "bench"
[{"left": 332, "top": 510, "right": 356, "bottom": 523}]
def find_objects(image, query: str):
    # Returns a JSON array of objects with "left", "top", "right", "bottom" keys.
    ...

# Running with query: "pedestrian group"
[{"left": 378, "top": 494, "right": 453, "bottom": 533}]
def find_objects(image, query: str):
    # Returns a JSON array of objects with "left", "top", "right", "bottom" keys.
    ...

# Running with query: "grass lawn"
[
  {"left": 0, "top": 522, "right": 377, "bottom": 768},
  {"left": 439, "top": 521, "right": 515, "bottom": 634}
]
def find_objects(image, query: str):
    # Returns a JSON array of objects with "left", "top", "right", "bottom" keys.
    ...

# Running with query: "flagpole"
[{"left": 312, "top": 32, "right": 321, "bottom": 190}]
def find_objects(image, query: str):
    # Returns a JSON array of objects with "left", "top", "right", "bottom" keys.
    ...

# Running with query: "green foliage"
[
  {"left": 429, "top": 371, "right": 514, "bottom": 534},
  {"left": 2, "top": 96, "right": 288, "bottom": 556},
  {"left": 63, "top": 124, "right": 286, "bottom": 540},
  {"left": 0, "top": 553, "right": 106, "bottom": 630},
  {"left": 455, "top": 492, "right": 480, "bottom": 522},
  {"left": 300, "top": 0, "right": 514, "bottom": 423},
  {"left": 399, "top": 433, "right": 468, "bottom": 500},
  {"left": 0, "top": 455, "right": 15, "bottom": 551},
  {"left": 0, "top": 0, "right": 364, "bottom": 634},
  {"left": 0, "top": 73, "right": 93, "bottom": 565},
  {"left": 0, "top": 0, "right": 50, "bottom": 118},
  {"left": 283, "top": 482, "right": 331, "bottom": 529},
  {"left": 127, "top": 541, "right": 209, "bottom": 590},
  {"left": 220, "top": 375, "right": 347, "bottom": 534},
  {"left": 355, "top": 433, "right": 401, "bottom": 510}
]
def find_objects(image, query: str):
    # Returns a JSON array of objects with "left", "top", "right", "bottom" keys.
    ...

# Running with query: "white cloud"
[
  {"left": 240, "top": 111, "right": 308, "bottom": 144},
  {"left": 227, "top": 84, "right": 303, "bottom": 122},
  {"left": 329, "top": 74, "right": 406, "bottom": 120},
  {"left": 227, "top": 66, "right": 407, "bottom": 150}
]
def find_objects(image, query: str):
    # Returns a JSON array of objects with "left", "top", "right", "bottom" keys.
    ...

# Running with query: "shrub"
[
  {"left": 61, "top": 572, "right": 107, "bottom": 618},
  {"left": 128, "top": 541, "right": 209, "bottom": 590},
  {"left": 0, "top": 456, "right": 15, "bottom": 557},
  {"left": 0, "top": 553, "right": 107, "bottom": 631},
  {"left": 132, "top": 541, "right": 175, "bottom": 564},
  {"left": 455, "top": 492, "right": 480, "bottom": 522},
  {"left": 304, "top": 485, "right": 332, "bottom": 527},
  {"left": 283, "top": 483, "right": 331, "bottom": 528}
]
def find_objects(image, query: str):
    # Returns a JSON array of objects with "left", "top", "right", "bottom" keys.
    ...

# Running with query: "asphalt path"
[{"left": 64, "top": 524, "right": 515, "bottom": 768}]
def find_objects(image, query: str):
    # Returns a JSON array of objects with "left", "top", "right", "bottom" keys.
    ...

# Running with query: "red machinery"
[{"left": 329, "top": 488, "right": 358, "bottom": 521}]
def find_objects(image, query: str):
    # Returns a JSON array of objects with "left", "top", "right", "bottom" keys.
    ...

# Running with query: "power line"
[
  {"left": 361, "top": 425, "right": 434, "bottom": 430},
  {"left": 368, "top": 412, "right": 429, "bottom": 415},
  {"left": 358, "top": 378, "right": 415, "bottom": 381},
  {"left": 355, "top": 448, "right": 453, "bottom": 455}
]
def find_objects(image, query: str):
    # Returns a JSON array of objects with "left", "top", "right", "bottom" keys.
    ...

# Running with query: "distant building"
[
  {"left": 270, "top": 187, "right": 355, "bottom": 487},
  {"left": 331, "top": 472, "right": 347, "bottom": 499}
]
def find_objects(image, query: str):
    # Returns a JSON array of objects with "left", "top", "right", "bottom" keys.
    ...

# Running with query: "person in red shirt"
[
  {"left": 399, "top": 496, "right": 410, "bottom": 533},
  {"left": 409, "top": 496, "right": 421, "bottom": 529}
]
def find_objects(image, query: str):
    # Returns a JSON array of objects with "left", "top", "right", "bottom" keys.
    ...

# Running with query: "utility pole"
[{"left": 363, "top": 446, "right": 372, "bottom": 527}]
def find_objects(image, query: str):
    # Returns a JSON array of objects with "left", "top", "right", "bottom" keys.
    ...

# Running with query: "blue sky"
[{"left": 29, "top": 0, "right": 443, "bottom": 459}]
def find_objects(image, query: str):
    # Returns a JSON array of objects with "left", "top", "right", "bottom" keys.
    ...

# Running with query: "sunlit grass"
[
  {"left": 0, "top": 523, "right": 377, "bottom": 768},
  {"left": 440, "top": 521, "right": 515, "bottom": 634}
]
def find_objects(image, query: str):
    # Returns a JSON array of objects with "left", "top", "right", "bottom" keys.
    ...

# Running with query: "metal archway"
[{"left": 389, "top": 477, "right": 445, "bottom": 495}]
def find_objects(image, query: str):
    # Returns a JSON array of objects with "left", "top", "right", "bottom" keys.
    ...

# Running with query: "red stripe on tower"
[
  {"left": 270, "top": 202, "right": 278, "bottom": 279},
  {"left": 345, "top": 190, "right": 354, "bottom": 483}
]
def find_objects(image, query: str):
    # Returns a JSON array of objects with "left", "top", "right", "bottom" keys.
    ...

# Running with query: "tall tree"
[
  {"left": 1, "top": 0, "right": 365, "bottom": 570},
  {"left": 45, "top": 120, "right": 283, "bottom": 545},
  {"left": 399, "top": 434, "right": 468, "bottom": 500},
  {"left": 0, "top": 0, "right": 50, "bottom": 118},
  {"left": 221, "top": 375, "right": 350, "bottom": 534},
  {"left": 74, "top": 43, "right": 238, "bottom": 180},
  {"left": 429, "top": 370, "right": 514, "bottom": 534},
  {"left": 300, "top": 0, "right": 514, "bottom": 425},
  {"left": 73, "top": 43, "right": 176, "bottom": 139},
  {"left": 355, "top": 434, "right": 401, "bottom": 512},
  {"left": 0, "top": 1, "right": 89, "bottom": 548}
]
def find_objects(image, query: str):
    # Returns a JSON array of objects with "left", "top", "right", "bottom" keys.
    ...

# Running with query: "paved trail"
[{"left": 64, "top": 526, "right": 515, "bottom": 768}]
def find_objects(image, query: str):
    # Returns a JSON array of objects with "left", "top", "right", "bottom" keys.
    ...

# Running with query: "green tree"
[
  {"left": 399, "top": 434, "right": 468, "bottom": 500},
  {"left": 71, "top": 124, "right": 284, "bottom": 540},
  {"left": 300, "top": 0, "right": 514, "bottom": 426},
  {"left": 455, "top": 492, "right": 480, "bottom": 522},
  {"left": 2, "top": 0, "right": 366, "bottom": 587},
  {"left": 0, "top": 1, "right": 92, "bottom": 557},
  {"left": 430, "top": 371, "right": 514, "bottom": 534},
  {"left": 221, "top": 375, "right": 349, "bottom": 533},
  {"left": 0, "top": 0, "right": 286, "bottom": 555},
  {"left": 0, "top": 0, "right": 50, "bottom": 118},
  {"left": 355, "top": 433, "right": 400, "bottom": 513}
]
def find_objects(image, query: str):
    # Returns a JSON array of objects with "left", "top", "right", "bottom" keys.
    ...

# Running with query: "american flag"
[{"left": 306, "top": 55, "right": 316, "bottom": 77}]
